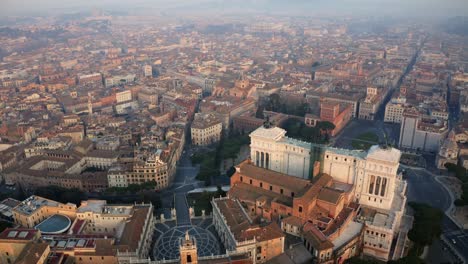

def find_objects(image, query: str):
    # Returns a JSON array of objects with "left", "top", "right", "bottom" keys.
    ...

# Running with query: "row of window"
[
  {"left": 364, "top": 242, "right": 384, "bottom": 248},
  {"left": 366, "top": 230, "right": 386, "bottom": 238},
  {"left": 240, "top": 176, "right": 294, "bottom": 197},
  {"left": 325, "top": 154, "right": 357, "bottom": 163},
  {"left": 369, "top": 175, "right": 387, "bottom": 197}
]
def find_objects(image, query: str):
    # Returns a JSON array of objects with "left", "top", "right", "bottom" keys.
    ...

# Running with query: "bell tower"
[{"left": 179, "top": 231, "right": 198, "bottom": 264}]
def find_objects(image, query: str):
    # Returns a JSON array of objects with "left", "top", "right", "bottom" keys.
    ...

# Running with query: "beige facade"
[
  {"left": 0, "top": 229, "right": 49, "bottom": 264},
  {"left": 12, "top": 196, "right": 77, "bottom": 228},
  {"left": 108, "top": 150, "right": 170, "bottom": 190},
  {"left": 8, "top": 197, "right": 155, "bottom": 264},
  {"left": 384, "top": 102, "right": 405, "bottom": 123},
  {"left": 116, "top": 90, "right": 132, "bottom": 103},
  {"left": 323, "top": 146, "right": 408, "bottom": 262},
  {"left": 212, "top": 197, "right": 285, "bottom": 263},
  {"left": 191, "top": 114, "right": 222, "bottom": 146}
]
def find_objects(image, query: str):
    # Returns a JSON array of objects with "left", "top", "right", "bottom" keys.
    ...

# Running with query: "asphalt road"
[
  {"left": 404, "top": 168, "right": 468, "bottom": 263},
  {"left": 174, "top": 192, "right": 191, "bottom": 226},
  {"left": 332, "top": 119, "right": 400, "bottom": 149},
  {"left": 405, "top": 169, "right": 451, "bottom": 211},
  {"left": 157, "top": 148, "right": 203, "bottom": 219}
]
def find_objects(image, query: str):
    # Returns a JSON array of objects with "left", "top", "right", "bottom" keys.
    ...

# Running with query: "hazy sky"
[{"left": 1, "top": 0, "right": 467, "bottom": 18}]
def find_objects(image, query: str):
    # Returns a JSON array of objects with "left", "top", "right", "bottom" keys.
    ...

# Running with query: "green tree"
[
  {"left": 34, "top": 186, "right": 87, "bottom": 206},
  {"left": 407, "top": 202, "right": 443, "bottom": 255},
  {"left": 317, "top": 121, "right": 336, "bottom": 132}
]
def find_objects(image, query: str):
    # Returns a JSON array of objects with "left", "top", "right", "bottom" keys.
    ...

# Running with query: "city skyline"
[{"left": 0, "top": 2, "right": 467, "bottom": 264}]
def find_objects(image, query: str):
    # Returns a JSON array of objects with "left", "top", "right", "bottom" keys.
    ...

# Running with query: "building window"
[
  {"left": 260, "top": 182, "right": 263, "bottom": 188},
  {"left": 381, "top": 178, "right": 387, "bottom": 196},
  {"left": 299, "top": 206, "right": 303, "bottom": 213},
  {"left": 270, "top": 185, "right": 273, "bottom": 191},
  {"left": 249, "top": 179, "right": 253, "bottom": 185},
  {"left": 280, "top": 189, "right": 283, "bottom": 194},
  {"left": 369, "top": 175, "right": 375, "bottom": 194},
  {"left": 291, "top": 192, "right": 295, "bottom": 197},
  {"left": 375, "top": 177, "right": 381, "bottom": 195},
  {"left": 256, "top": 246, "right": 262, "bottom": 254},
  {"left": 240, "top": 176, "right": 243, "bottom": 182}
]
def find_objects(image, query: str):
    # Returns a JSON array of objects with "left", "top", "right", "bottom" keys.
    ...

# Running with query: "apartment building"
[
  {"left": 191, "top": 113, "right": 223, "bottom": 146},
  {"left": 107, "top": 149, "right": 169, "bottom": 190}
]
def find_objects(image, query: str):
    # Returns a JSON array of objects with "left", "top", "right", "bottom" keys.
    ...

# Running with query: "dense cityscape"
[{"left": 0, "top": 1, "right": 467, "bottom": 264}]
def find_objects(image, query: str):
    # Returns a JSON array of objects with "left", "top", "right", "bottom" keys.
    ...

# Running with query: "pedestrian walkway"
[{"left": 174, "top": 193, "right": 191, "bottom": 226}]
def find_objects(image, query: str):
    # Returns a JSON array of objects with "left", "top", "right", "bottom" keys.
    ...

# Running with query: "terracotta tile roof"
[
  {"left": 214, "top": 198, "right": 284, "bottom": 243},
  {"left": 117, "top": 206, "right": 150, "bottom": 252},
  {"left": 238, "top": 222, "right": 284, "bottom": 242},
  {"left": 317, "top": 187, "right": 344, "bottom": 205},
  {"left": 15, "top": 242, "right": 49, "bottom": 264},
  {"left": 0, "top": 228, "right": 38, "bottom": 241},
  {"left": 281, "top": 215, "right": 304, "bottom": 227},
  {"left": 302, "top": 223, "right": 334, "bottom": 250},
  {"left": 236, "top": 160, "right": 312, "bottom": 196},
  {"left": 323, "top": 207, "right": 354, "bottom": 236},
  {"left": 228, "top": 182, "right": 293, "bottom": 207},
  {"left": 297, "top": 173, "right": 333, "bottom": 201}
]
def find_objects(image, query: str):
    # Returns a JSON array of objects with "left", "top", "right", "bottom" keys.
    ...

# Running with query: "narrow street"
[
  {"left": 157, "top": 147, "right": 202, "bottom": 219},
  {"left": 174, "top": 192, "right": 191, "bottom": 226}
]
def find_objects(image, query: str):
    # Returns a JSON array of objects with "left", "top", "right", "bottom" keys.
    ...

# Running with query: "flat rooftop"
[
  {"left": 14, "top": 196, "right": 60, "bottom": 216},
  {"left": 77, "top": 200, "right": 133, "bottom": 215}
]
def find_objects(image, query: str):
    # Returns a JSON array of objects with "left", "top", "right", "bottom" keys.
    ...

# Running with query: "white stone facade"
[
  {"left": 250, "top": 126, "right": 312, "bottom": 179},
  {"left": 323, "top": 146, "right": 401, "bottom": 211},
  {"left": 384, "top": 102, "right": 405, "bottom": 123}
]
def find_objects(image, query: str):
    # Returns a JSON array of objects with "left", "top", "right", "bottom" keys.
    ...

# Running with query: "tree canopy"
[{"left": 407, "top": 202, "right": 443, "bottom": 256}]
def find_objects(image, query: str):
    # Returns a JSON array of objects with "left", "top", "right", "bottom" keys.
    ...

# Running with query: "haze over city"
[
  {"left": 0, "top": 1, "right": 467, "bottom": 264},
  {"left": 1, "top": 0, "right": 468, "bottom": 17}
]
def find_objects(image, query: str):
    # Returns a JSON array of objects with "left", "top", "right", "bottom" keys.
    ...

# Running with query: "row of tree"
[
  {"left": 192, "top": 130, "right": 251, "bottom": 185},
  {"left": 257, "top": 93, "right": 310, "bottom": 118},
  {"left": 280, "top": 118, "right": 335, "bottom": 144}
]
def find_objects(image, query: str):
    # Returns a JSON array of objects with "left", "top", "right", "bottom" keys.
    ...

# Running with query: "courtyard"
[{"left": 152, "top": 218, "right": 223, "bottom": 261}]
